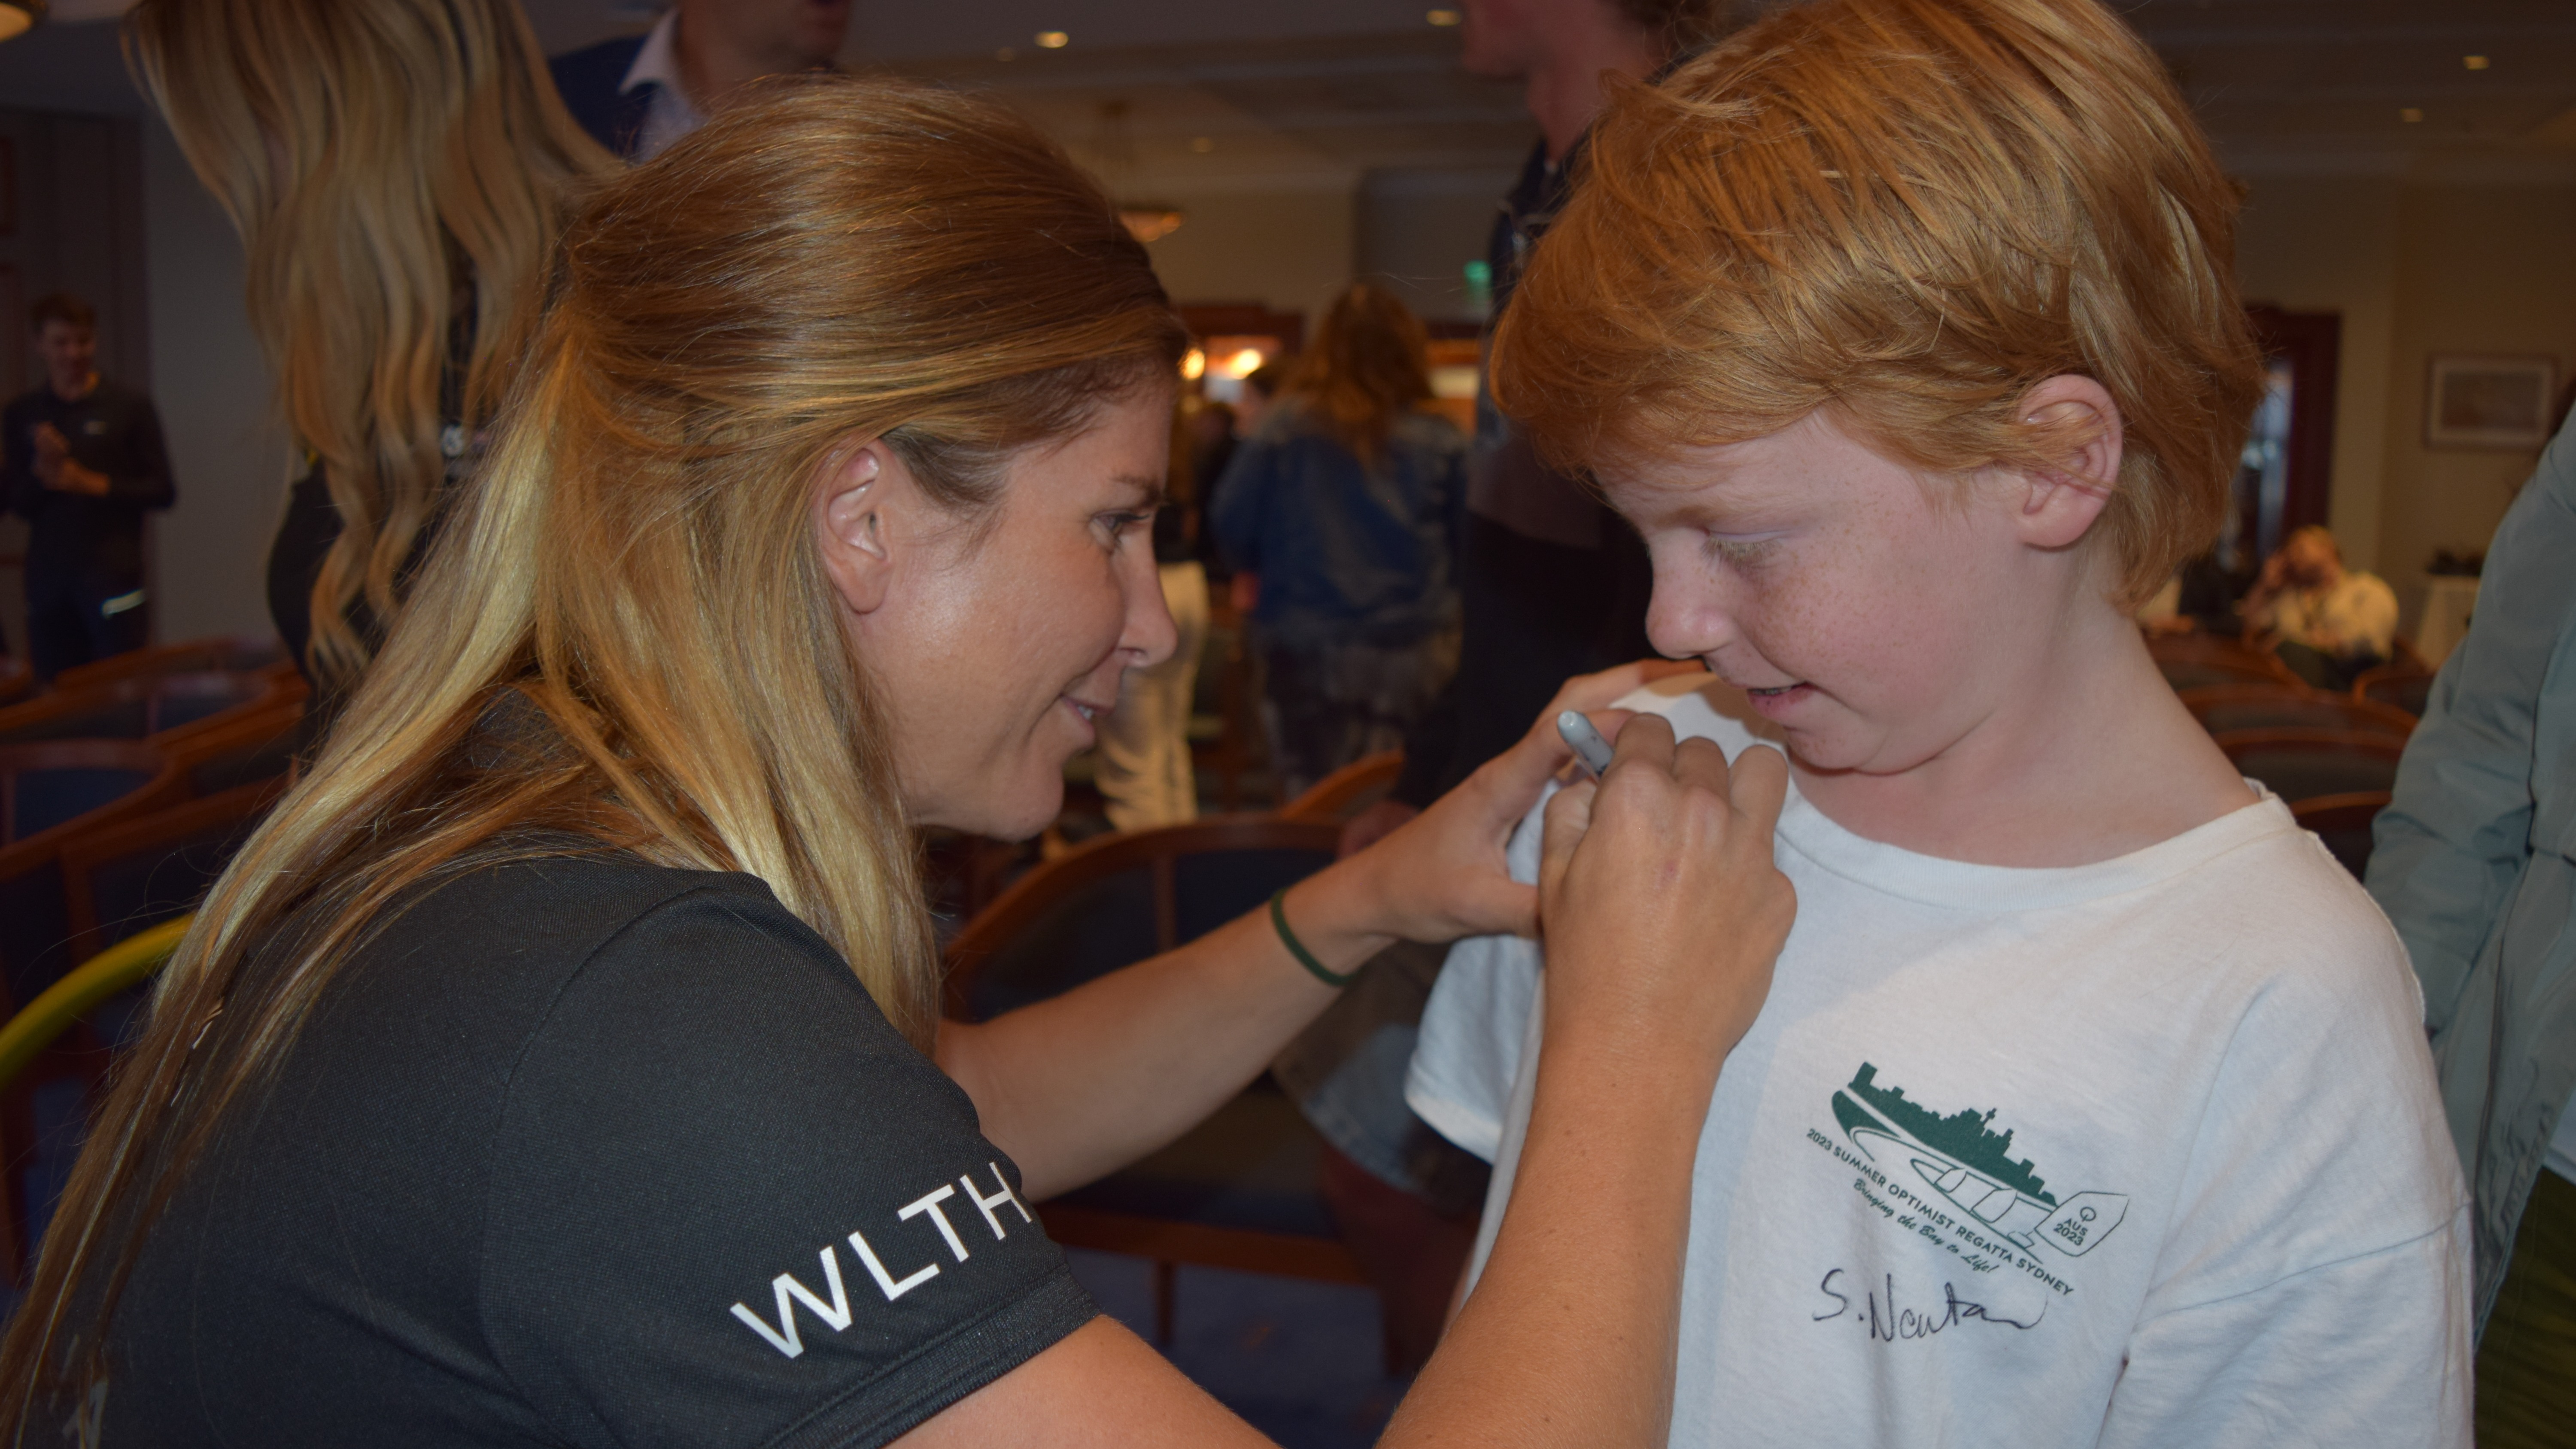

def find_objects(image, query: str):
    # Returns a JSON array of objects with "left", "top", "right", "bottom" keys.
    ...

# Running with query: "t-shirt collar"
[{"left": 1773, "top": 776, "right": 2301, "bottom": 913}]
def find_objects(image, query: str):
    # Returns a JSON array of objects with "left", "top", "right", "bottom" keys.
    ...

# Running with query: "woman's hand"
[
  {"left": 1537, "top": 713, "right": 1795, "bottom": 1075},
  {"left": 1331, "top": 660, "right": 1673, "bottom": 945}
]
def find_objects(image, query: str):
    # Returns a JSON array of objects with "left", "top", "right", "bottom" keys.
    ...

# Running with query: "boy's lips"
[{"left": 1742, "top": 681, "right": 1815, "bottom": 714}]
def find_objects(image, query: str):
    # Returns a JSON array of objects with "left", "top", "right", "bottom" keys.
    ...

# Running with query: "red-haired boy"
[{"left": 1406, "top": 0, "right": 2471, "bottom": 1442}]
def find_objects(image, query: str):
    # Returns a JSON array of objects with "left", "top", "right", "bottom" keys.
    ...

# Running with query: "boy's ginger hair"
[{"left": 1492, "top": 0, "right": 2266, "bottom": 606}]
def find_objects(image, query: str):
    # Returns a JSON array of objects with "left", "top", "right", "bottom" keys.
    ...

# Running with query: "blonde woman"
[
  {"left": 0, "top": 85, "right": 1792, "bottom": 1446},
  {"left": 125, "top": 0, "right": 614, "bottom": 733},
  {"left": 1211, "top": 283, "right": 1467, "bottom": 801}
]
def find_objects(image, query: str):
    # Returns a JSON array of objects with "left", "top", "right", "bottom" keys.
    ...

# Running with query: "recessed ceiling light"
[
  {"left": 1035, "top": 30, "right": 1069, "bottom": 49},
  {"left": 1190, "top": 137, "right": 1216, "bottom": 153},
  {"left": 2400, "top": 107, "right": 2424, "bottom": 123},
  {"left": 1427, "top": 9, "right": 1462, "bottom": 25},
  {"left": 2463, "top": 55, "right": 2490, "bottom": 70}
]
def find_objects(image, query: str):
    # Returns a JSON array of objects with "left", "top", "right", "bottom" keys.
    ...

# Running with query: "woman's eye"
[{"left": 1100, "top": 510, "right": 1154, "bottom": 541}]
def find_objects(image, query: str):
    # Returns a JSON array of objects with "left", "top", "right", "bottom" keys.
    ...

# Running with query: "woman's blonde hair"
[
  {"left": 1493, "top": 0, "right": 2267, "bottom": 605},
  {"left": 125, "top": 0, "right": 613, "bottom": 688},
  {"left": 1283, "top": 281, "right": 1436, "bottom": 464},
  {"left": 0, "top": 79, "right": 1185, "bottom": 1428}
]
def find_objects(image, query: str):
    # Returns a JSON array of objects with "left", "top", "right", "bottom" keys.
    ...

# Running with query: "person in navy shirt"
[{"left": 1, "top": 293, "right": 175, "bottom": 681}]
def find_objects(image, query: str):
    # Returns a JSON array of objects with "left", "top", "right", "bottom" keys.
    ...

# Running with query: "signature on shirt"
[{"left": 1812, "top": 1268, "right": 2043, "bottom": 1342}]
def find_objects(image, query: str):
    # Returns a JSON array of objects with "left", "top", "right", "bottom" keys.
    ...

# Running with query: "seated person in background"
[
  {"left": 2242, "top": 523, "right": 2399, "bottom": 689},
  {"left": 1406, "top": 0, "right": 2471, "bottom": 1443}
]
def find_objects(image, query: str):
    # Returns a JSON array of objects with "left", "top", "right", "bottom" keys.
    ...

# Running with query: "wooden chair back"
[
  {"left": 0, "top": 669, "right": 297, "bottom": 749},
  {"left": 0, "top": 917, "right": 188, "bottom": 1285},
  {"left": 1279, "top": 751, "right": 1403, "bottom": 824},
  {"left": 945, "top": 815, "right": 1342, "bottom": 1021},
  {"left": 158, "top": 701, "right": 303, "bottom": 799},
  {"left": 2351, "top": 662, "right": 2434, "bottom": 719},
  {"left": 2179, "top": 685, "right": 2415, "bottom": 740},
  {"left": 939, "top": 814, "right": 1361, "bottom": 1342},
  {"left": 0, "top": 659, "right": 28, "bottom": 710},
  {"left": 2214, "top": 729, "right": 2408, "bottom": 809},
  {"left": 2290, "top": 791, "right": 2391, "bottom": 883},
  {"left": 0, "top": 742, "right": 187, "bottom": 1019},
  {"left": 2147, "top": 634, "right": 2303, "bottom": 694},
  {"left": 61, "top": 780, "right": 285, "bottom": 964},
  {"left": 52, "top": 635, "right": 289, "bottom": 692}
]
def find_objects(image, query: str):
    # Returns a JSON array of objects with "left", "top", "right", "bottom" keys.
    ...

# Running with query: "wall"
[
  {"left": 1357, "top": 167, "right": 1516, "bottom": 327},
  {"left": 1135, "top": 182, "right": 1357, "bottom": 326},
  {"left": 2235, "top": 161, "right": 2576, "bottom": 629},
  {"left": 140, "top": 118, "right": 285, "bottom": 644}
]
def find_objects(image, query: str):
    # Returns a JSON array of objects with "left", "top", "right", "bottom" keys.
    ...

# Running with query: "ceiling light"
[
  {"left": 1035, "top": 30, "right": 1069, "bottom": 49},
  {"left": 1226, "top": 349, "right": 1265, "bottom": 379},
  {"left": 1182, "top": 349, "right": 1206, "bottom": 382},
  {"left": 1190, "top": 136, "right": 1216, "bottom": 154},
  {"left": 2400, "top": 107, "right": 2424, "bottom": 124},
  {"left": 0, "top": 0, "right": 46, "bottom": 43},
  {"left": 1427, "top": 9, "right": 1462, "bottom": 25},
  {"left": 2464, "top": 55, "right": 2491, "bottom": 70}
]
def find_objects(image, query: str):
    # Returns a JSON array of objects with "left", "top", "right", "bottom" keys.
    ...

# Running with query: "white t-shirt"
[{"left": 1407, "top": 674, "right": 2472, "bottom": 1449}]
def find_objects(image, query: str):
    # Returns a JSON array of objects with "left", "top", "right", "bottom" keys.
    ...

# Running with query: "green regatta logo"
[{"left": 1829, "top": 1063, "right": 2127, "bottom": 1259}]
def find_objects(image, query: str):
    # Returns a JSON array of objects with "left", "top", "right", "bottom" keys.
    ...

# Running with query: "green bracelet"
[{"left": 1270, "top": 887, "right": 1357, "bottom": 988}]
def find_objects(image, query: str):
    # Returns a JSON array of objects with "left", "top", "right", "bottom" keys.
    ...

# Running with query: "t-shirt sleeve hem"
[
  {"left": 1407, "top": 1083, "right": 1501, "bottom": 1163},
  {"left": 765, "top": 1269, "right": 1100, "bottom": 1449}
]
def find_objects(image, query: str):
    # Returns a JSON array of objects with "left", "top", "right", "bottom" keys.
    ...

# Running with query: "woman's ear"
[
  {"left": 2012, "top": 374, "right": 2125, "bottom": 551},
  {"left": 814, "top": 438, "right": 902, "bottom": 616}
]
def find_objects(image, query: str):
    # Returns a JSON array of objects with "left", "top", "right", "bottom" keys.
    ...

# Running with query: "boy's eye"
[
  {"left": 1706, "top": 533, "right": 1784, "bottom": 565},
  {"left": 1100, "top": 510, "right": 1154, "bottom": 540}
]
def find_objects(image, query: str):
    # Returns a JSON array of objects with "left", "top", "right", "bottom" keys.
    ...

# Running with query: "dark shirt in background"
[
  {"left": 2, "top": 378, "right": 177, "bottom": 676},
  {"left": 1391, "top": 138, "right": 1657, "bottom": 807}
]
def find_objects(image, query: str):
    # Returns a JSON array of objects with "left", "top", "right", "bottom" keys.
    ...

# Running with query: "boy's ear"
[
  {"left": 813, "top": 437, "right": 908, "bottom": 616},
  {"left": 2010, "top": 374, "right": 2125, "bottom": 551}
]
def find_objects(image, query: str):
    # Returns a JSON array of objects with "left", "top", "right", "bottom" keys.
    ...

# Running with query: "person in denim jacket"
[{"left": 2370, "top": 405, "right": 2576, "bottom": 1444}]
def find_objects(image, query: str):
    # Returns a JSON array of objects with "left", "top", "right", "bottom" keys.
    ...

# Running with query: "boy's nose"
[{"left": 1646, "top": 580, "right": 1735, "bottom": 662}]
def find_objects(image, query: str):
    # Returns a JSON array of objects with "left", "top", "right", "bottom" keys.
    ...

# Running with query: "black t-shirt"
[
  {"left": 1, "top": 378, "right": 176, "bottom": 589},
  {"left": 101, "top": 854, "right": 1094, "bottom": 1446}
]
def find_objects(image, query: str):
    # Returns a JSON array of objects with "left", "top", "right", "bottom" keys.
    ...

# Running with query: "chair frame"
[
  {"left": 2288, "top": 790, "right": 2394, "bottom": 837},
  {"left": 0, "top": 741, "right": 188, "bottom": 854},
  {"left": 944, "top": 814, "right": 1344, "bottom": 1019},
  {"left": 52, "top": 636, "right": 292, "bottom": 693},
  {"left": 1278, "top": 750, "right": 1403, "bottom": 824},
  {"left": 2212, "top": 728, "right": 2409, "bottom": 809},
  {"left": 2145, "top": 631, "right": 2306, "bottom": 690},
  {"left": 0, "top": 916, "right": 188, "bottom": 1285},
  {"left": 0, "top": 669, "right": 302, "bottom": 751},
  {"left": 940, "top": 813, "right": 1360, "bottom": 1343},
  {"left": 58, "top": 778, "right": 286, "bottom": 963},
  {"left": 2177, "top": 684, "right": 2416, "bottom": 739}
]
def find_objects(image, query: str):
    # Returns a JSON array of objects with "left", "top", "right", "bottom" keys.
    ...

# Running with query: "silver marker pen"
[{"left": 1557, "top": 710, "right": 1616, "bottom": 778}]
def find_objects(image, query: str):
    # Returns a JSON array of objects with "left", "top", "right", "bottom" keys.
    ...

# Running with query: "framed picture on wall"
[{"left": 2425, "top": 354, "right": 2559, "bottom": 450}]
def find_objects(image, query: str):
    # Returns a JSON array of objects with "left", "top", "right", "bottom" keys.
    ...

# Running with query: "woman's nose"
[{"left": 1123, "top": 553, "right": 1179, "bottom": 669}]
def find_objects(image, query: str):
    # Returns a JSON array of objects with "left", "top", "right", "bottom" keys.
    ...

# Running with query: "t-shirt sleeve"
[
  {"left": 2102, "top": 884, "right": 2472, "bottom": 1447},
  {"left": 1406, "top": 785, "right": 1552, "bottom": 1162},
  {"left": 478, "top": 886, "right": 1096, "bottom": 1449},
  {"left": 2099, "top": 1211, "right": 2471, "bottom": 1449}
]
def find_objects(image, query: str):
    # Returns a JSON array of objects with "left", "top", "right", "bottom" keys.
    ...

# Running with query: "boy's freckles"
[{"left": 1610, "top": 411, "right": 2031, "bottom": 775}]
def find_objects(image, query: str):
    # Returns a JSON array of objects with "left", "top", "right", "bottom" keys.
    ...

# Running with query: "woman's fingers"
[{"left": 1727, "top": 743, "right": 1790, "bottom": 835}]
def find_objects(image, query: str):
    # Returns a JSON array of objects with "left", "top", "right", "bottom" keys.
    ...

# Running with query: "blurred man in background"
[
  {"left": 2242, "top": 523, "right": 2399, "bottom": 689},
  {"left": 552, "top": 0, "right": 852, "bottom": 160},
  {"left": 1271, "top": 0, "right": 1733, "bottom": 1372},
  {"left": 3, "top": 293, "right": 176, "bottom": 682}
]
